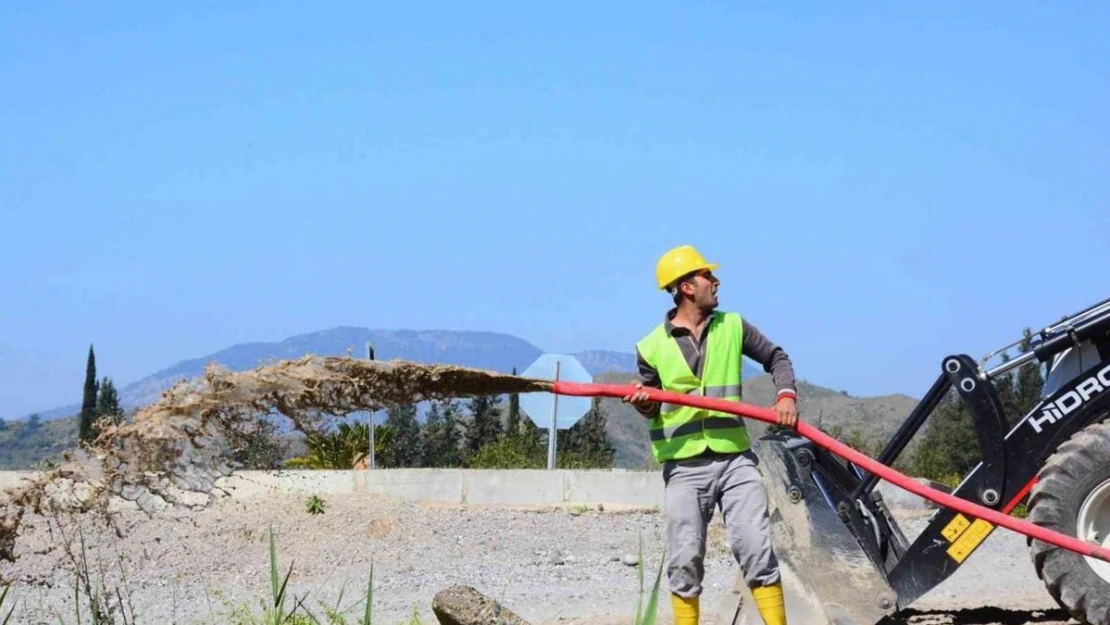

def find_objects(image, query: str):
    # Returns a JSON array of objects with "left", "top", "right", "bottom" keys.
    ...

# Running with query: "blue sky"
[{"left": 2, "top": 1, "right": 1107, "bottom": 418}]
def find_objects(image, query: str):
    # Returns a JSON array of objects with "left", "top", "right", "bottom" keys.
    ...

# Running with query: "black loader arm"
[
  {"left": 746, "top": 298, "right": 1110, "bottom": 624},
  {"left": 886, "top": 323, "right": 1110, "bottom": 606}
]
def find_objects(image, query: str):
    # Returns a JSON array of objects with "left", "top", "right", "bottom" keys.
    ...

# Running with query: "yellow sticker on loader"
[
  {"left": 946, "top": 518, "right": 994, "bottom": 563},
  {"left": 941, "top": 514, "right": 970, "bottom": 542}
]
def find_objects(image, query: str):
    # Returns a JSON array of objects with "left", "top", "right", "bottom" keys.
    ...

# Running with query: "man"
[{"left": 622, "top": 244, "right": 797, "bottom": 625}]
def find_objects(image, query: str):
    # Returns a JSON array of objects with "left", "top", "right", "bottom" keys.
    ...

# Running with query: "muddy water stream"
[{"left": 0, "top": 356, "right": 552, "bottom": 561}]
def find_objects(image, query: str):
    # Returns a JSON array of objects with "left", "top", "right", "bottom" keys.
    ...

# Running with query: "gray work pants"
[{"left": 662, "top": 450, "right": 780, "bottom": 597}]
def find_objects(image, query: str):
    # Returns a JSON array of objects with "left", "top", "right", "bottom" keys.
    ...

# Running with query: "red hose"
[{"left": 552, "top": 380, "right": 1110, "bottom": 565}]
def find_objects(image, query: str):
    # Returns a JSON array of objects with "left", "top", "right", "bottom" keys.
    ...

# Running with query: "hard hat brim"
[{"left": 659, "top": 262, "right": 719, "bottom": 290}]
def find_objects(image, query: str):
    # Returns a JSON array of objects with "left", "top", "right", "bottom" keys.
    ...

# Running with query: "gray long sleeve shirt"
[{"left": 634, "top": 309, "right": 797, "bottom": 418}]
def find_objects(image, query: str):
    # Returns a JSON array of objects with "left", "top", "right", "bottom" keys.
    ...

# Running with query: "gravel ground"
[
  {"left": 895, "top": 514, "right": 1056, "bottom": 612},
  {"left": 0, "top": 488, "right": 1074, "bottom": 625}
]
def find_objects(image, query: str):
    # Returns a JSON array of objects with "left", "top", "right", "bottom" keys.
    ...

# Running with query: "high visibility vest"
[{"left": 635, "top": 311, "right": 749, "bottom": 462}]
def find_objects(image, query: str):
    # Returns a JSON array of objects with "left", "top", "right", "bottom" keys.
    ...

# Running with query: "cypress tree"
[
  {"left": 96, "top": 377, "right": 123, "bottom": 426},
  {"left": 586, "top": 398, "right": 616, "bottom": 465},
  {"left": 909, "top": 389, "right": 979, "bottom": 481},
  {"left": 421, "top": 399, "right": 463, "bottom": 467},
  {"left": 560, "top": 397, "right": 616, "bottom": 468},
  {"left": 79, "top": 345, "right": 99, "bottom": 444},
  {"left": 420, "top": 401, "right": 445, "bottom": 467},
  {"left": 517, "top": 406, "right": 545, "bottom": 456},
  {"left": 465, "top": 394, "right": 503, "bottom": 456},
  {"left": 441, "top": 399, "right": 465, "bottom": 467},
  {"left": 994, "top": 353, "right": 1020, "bottom": 423},
  {"left": 1016, "top": 328, "right": 1045, "bottom": 417},
  {"left": 381, "top": 402, "right": 421, "bottom": 467}
]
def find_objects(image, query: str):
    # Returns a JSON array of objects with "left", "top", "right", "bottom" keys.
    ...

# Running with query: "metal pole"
[
  {"left": 547, "top": 360, "right": 561, "bottom": 470},
  {"left": 982, "top": 297, "right": 1110, "bottom": 367},
  {"left": 984, "top": 303, "right": 1110, "bottom": 380},
  {"left": 983, "top": 349, "right": 1040, "bottom": 379},
  {"left": 1042, "top": 297, "right": 1110, "bottom": 335},
  {"left": 366, "top": 342, "right": 375, "bottom": 470}
]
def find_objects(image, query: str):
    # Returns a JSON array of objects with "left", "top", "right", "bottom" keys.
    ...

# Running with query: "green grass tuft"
[{"left": 3, "top": 524, "right": 663, "bottom": 625}]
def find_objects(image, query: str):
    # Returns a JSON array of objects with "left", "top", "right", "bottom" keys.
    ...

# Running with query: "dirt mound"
[{"left": 0, "top": 356, "right": 552, "bottom": 563}]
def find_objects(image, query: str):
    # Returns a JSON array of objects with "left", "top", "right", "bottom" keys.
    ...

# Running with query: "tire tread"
[{"left": 1028, "top": 420, "right": 1110, "bottom": 625}]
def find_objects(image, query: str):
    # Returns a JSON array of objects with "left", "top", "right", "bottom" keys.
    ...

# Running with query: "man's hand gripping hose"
[{"left": 551, "top": 380, "right": 1110, "bottom": 565}]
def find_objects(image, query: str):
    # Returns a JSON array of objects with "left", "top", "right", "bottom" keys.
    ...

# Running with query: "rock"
[
  {"left": 432, "top": 585, "right": 531, "bottom": 625},
  {"left": 621, "top": 553, "right": 640, "bottom": 567}
]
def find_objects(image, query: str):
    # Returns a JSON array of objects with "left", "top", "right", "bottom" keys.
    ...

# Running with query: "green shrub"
[{"left": 468, "top": 434, "right": 544, "bottom": 469}]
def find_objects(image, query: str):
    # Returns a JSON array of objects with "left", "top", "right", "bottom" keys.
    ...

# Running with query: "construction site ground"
[{"left": 0, "top": 484, "right": 1073, "bottom": 625}]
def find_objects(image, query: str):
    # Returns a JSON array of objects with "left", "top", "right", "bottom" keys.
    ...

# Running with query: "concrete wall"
[
  {"left": 0, "top": 469, "right": 665, "bottom": 509},
  {"left": 0, "top": 469, "right": 942, "bottom": 512}
]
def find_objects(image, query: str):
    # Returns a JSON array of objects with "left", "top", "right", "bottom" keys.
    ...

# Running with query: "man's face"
[{"left": 681, "top": 269, "right": 719, "bottom": 309}]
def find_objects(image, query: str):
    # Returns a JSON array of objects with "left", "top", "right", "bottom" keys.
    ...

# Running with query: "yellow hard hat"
[{"left": 655, "top": 245, "right": 718, "bottom": 290}]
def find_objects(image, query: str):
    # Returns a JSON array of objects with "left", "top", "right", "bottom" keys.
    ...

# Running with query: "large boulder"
[{"left": 432, "top": 585, "right": 531, "bottom": 625}]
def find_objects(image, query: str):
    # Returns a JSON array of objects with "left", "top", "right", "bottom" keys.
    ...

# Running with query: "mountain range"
[
  {"left": 22, "top": 326, "right": 765, "bottom": 421},
  {"left": 6, "top": 326, "right": 923, "bottom": 470}
]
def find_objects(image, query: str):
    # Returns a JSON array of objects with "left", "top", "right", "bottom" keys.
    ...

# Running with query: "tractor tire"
[{"left": 1028, "top": 419, "right": 1110, "bottom": 625}]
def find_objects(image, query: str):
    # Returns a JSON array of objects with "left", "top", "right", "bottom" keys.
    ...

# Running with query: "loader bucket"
[{"left": 716, "top": 430, "right": 899, "bottom": 625}]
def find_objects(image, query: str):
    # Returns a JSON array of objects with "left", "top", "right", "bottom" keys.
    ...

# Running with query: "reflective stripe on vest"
[
  {"left": 635, "top": 311, "right": 748, "bottom": 462},
  {"left": 659, "top": 384, "right": 742, "bottom": 413}
]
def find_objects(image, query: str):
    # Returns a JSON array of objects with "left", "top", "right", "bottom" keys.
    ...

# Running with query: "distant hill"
[
  {"left": 0, "top": 413, "right": 78, "bottom": 470},
  {"left": 3, "top": 371, "right": 921, "bottom": 471},
  {"left": 24, "top": 329, "right": 622, "bottom": 421},
  {"left": 116, "top": 327, "right": 550, "bottom": 413},
  {"left": 0, "top": 370, "right": 919, "bottom": 470},
  {"left": 22, "top": 327, "right": 764, "bottom": 422},
  {"left": 569, "top": 350, "right": 636, "bottom": 376},
  {"left": 7, "top": 325, "right": 919, "bottom": 471}
]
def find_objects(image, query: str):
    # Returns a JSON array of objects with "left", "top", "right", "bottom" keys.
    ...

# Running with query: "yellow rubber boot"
[
  {"left": 671, "top": 593, "right": 699, "bottom": 625},
  {"left": 751, "top": 582, "right": 786, "bottom": 625}
]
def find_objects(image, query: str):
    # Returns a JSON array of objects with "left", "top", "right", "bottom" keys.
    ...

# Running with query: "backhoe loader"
[{"left": 726, "top": 296, "right": 1110, "bottom": 625}]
